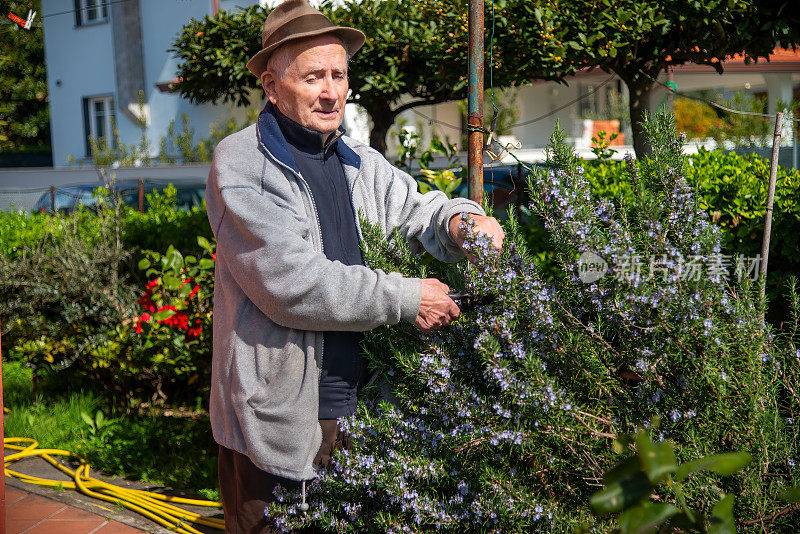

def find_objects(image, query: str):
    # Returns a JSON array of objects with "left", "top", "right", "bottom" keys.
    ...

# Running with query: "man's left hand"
[{"left": 448, "top": 213, "right": 504, "bottom": 255}]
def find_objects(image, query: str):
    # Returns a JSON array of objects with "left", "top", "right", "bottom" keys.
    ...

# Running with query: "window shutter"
[
  {"left": 74, "top": 0, "right": 82, "bottom": 26},
  {"left": 83, "top": 97, "right": 91, "bottom": 156}
]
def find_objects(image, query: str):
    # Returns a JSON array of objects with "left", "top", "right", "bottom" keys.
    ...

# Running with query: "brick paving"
[{"left": 5, "top": 484, "right": 145, "bottom": 533}]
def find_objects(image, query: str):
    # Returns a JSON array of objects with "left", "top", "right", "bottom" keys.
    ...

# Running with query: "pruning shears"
[{"left": 448, "top": 291, "right": 496, "bottom": 312}]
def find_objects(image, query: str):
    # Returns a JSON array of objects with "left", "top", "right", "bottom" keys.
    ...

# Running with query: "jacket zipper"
[
  {"left": 257, "top": 136, "right": 327, "bottom": 378},
  {"left": 295, "top": 173, "right": 326, "bottom": 378}
]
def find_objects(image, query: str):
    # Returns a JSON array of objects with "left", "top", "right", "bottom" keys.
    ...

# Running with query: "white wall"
[
  {"left": 135, "top": 0, "right": 259, "bottom": 162},
  {"left": 43, "top": 0, "right": 116, "bottom": 167}
]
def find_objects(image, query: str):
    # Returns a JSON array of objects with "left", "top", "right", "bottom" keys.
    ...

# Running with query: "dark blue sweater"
[{"left": 274, "top": 106, "right": 367, "bottom": 420}]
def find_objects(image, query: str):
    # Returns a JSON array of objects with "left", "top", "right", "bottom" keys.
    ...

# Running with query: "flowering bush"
[
  {"left": 267, "top": 112, "right": 800, "bottom": 532},
  {"left": 130, "top": 236, "right": 215, "bottom": 402}
]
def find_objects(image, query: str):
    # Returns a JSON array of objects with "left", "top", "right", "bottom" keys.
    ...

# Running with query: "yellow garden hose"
[{"left": 3, "top": 437, "right": 225, "bottom": 533}]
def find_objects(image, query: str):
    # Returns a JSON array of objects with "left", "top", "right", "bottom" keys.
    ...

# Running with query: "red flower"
[
  {"left": 186, "top": 319, "right": 203, "bottom": 339},
  {"left": 134, "top": 312, "right": 152, "bottom": 334},
  {"left": 157, "top": 305, "right": 189, "bottom": 330},
  {"left": 212, "top": 253, "right": 216, "bottom": 261},
  {"left": 145, "top": 278, "right": 160, "bottom": 291},
  {"left": 139, "top": 293, "right": 157, "bottom": 312}
]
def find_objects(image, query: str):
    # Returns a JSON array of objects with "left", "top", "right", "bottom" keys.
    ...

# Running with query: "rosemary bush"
[{"left": 268, "top": 113, "right": 799, "bottom": 532}]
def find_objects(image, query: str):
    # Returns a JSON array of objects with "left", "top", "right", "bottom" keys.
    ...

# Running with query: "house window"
[
  {"left": 82, "top": 95, "right": 116, "bottom": 156},
  {"left": 74, "top": 0, "right": 109, "bottom": 26}
]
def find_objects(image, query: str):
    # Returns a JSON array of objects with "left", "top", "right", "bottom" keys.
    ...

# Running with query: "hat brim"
[{"left": 246, "top": 26, "right": 366, "bottom": 77}]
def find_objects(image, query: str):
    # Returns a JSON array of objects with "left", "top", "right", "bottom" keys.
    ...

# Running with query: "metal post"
[
  {"left": 50, "top": 184, "right": 55, "bottom": 213},
  {"left": 138, "top": 178, "right": 144, "bottom": 213},
  {"left": 467, "top": 0, "right": 484, "bottom": 205},
  {"left": 759, "top": 112, "right": 783, "bottom": 324}
]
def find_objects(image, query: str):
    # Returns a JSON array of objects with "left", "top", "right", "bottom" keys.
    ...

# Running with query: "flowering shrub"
[
  {"left": 267, "top": 112, "right": 800, "bottom": 532},
  {"left": 130, "top": 236, "right": 215, "bottom": 402}
]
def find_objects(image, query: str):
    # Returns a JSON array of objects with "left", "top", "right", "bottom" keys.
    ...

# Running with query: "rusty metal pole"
[
  {"left": 50, "top": 185, "right": 55, "bottom": 213},
  {"left": 1, "top": 315, "right": 5, "bottom": 530},
  {"left": 759, "top": 111, "right": 783, "bottom": 325},
  {"left": 467, "top": 0, "right": 484, "bottom": 205},
  {"left": 138, "top": 178, "right": 144, "bottom": 213}
]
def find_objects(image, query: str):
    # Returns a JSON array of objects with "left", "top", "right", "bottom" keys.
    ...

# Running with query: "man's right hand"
[{"left": 414, "top": 278, "right": 460, "bottom": 331}]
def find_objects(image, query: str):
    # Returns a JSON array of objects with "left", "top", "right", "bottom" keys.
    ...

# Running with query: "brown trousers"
[{"left": 218, "top": 419, "right": 346, "bottom": 534}]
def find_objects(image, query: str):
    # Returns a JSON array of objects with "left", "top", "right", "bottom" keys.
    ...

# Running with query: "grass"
[{"left": 2, "top": 360, "right": 219, "bottom": 499}]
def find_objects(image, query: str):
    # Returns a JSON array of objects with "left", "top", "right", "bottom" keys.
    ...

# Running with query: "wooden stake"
[{"left": 760, "top": 112, "right": 783, "bottom": 325}]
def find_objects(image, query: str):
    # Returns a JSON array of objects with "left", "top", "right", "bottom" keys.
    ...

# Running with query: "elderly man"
[{"left": 206, "top": 0, "right": 503, "bottom": 531}]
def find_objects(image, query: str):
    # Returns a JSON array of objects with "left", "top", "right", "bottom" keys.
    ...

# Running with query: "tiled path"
[{"left": 5, "top": 484, "right": 144, "bottom": 533}]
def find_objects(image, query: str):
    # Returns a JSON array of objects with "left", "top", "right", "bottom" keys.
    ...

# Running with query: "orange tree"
[
  {"left": 171, "top": 0, "right": 528, "bottom": 155},
  {"left": 503, "top": 0, "right": 799, "bottom": 157}
]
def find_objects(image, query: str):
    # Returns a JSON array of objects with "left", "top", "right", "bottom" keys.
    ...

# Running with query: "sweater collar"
[
  {"left": 273, "top": 106, "right": 343, "bottom": 156},
  {"left": 256, "top": 102, "right": 361, "bottom": 172}
]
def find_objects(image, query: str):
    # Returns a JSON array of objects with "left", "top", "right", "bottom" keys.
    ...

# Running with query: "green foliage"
[
  {"left": 395, "top": 130, "right": 463, "bottom": 198},
  {"left": 0, "top": 0, "right": 49, "bottom": 153},
  {"left": 688, "top": 149, "right": 800, "bottom": 265},
  {"left": 591, "top": 130, "right": 619, "bottom": 160},
  {"left": 122, "top": 186, "right": 213, "bottom": 257},
  {"left": 0, "top": 189, "right": 214, "bottom": 408},
  {"left": 158, "top": 114, "right": 207, "bottom": 164},
  {"left": 1, "top": 361, "right": 218, "bottom": 493},
  {"left": 79, "top": 411, "right": 218, "bottom": 491},
  {"left": 169, "top": 5, "right": 265, "bottom": 108},
  {"left": 0, "top": 206, "right": 138, "bottom": 371},
  {"left": 586, "top": 426, "right": 752, "bottom": 533},
  {"left": 129, "top": 237, "right": 216, "bottom": 402}
]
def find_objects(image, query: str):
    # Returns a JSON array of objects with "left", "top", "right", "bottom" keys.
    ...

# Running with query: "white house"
[{"left": 42, "top": 0, "right": 267, "bottom": 167}]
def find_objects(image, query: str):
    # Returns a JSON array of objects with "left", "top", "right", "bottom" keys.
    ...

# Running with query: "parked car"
[{"left": 33, "top": 180, "right": 206, "bottom": 214}]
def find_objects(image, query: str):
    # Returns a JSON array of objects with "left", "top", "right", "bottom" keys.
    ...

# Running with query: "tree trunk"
[
  {"left": 361, "top": 103, "right": 396, "bottom": 157},
  {"left": 620, "top": 73, "right": 656, "bottom": 159}
]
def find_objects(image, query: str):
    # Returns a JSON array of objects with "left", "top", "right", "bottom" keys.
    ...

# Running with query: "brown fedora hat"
[{"left": 246, "top": 0, "right": 366, "bottom": 77}]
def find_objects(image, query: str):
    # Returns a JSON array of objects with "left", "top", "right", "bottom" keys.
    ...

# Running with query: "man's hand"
[
  {"left": 449, "top": 213, "right": 505, "bottom": 255},
  {"left": 415, "top": 278, "right": 460, "bottom": 332}
]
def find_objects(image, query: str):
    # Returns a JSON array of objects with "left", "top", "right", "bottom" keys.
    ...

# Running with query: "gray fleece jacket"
[{"left": 206, "top": 106, "right": 484, "bottom": 481}]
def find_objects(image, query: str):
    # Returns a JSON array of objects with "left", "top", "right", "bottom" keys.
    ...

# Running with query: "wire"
[
  {"left": 638, "top": 68, "right": 800, "bottom": 123},
  {"left": 410, "top": 108, "right": 462, "bottom": 131},
  {"left": 410, "top": 75, "right": 617, "bottom": 133},
  {"left": 509, "top": 76, "right": 616, "bottom": 128},
  {"left": 40, "top": 0, "right": 132, "bottom": 19}
]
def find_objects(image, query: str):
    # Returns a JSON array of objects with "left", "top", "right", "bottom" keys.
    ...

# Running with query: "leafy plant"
[
  {"left": 591, "top": 129, "right": 619, "bottom": 160},
  {"left": 130, "top": 236, "right": 216, "bottom": 403},
  {"left": 586, "top": 424, "right": 751, "bottom": 533},
  {"left": 80, "top": 410, "right": 118, "bottom": 440},
  {"left": 396, "top": 130, "right": 463, "bottom": 198}
]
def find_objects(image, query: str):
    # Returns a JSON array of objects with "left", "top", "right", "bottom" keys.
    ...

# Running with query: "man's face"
[{"left": 262, "top": 35, "right": 349, "bottom": 137}]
